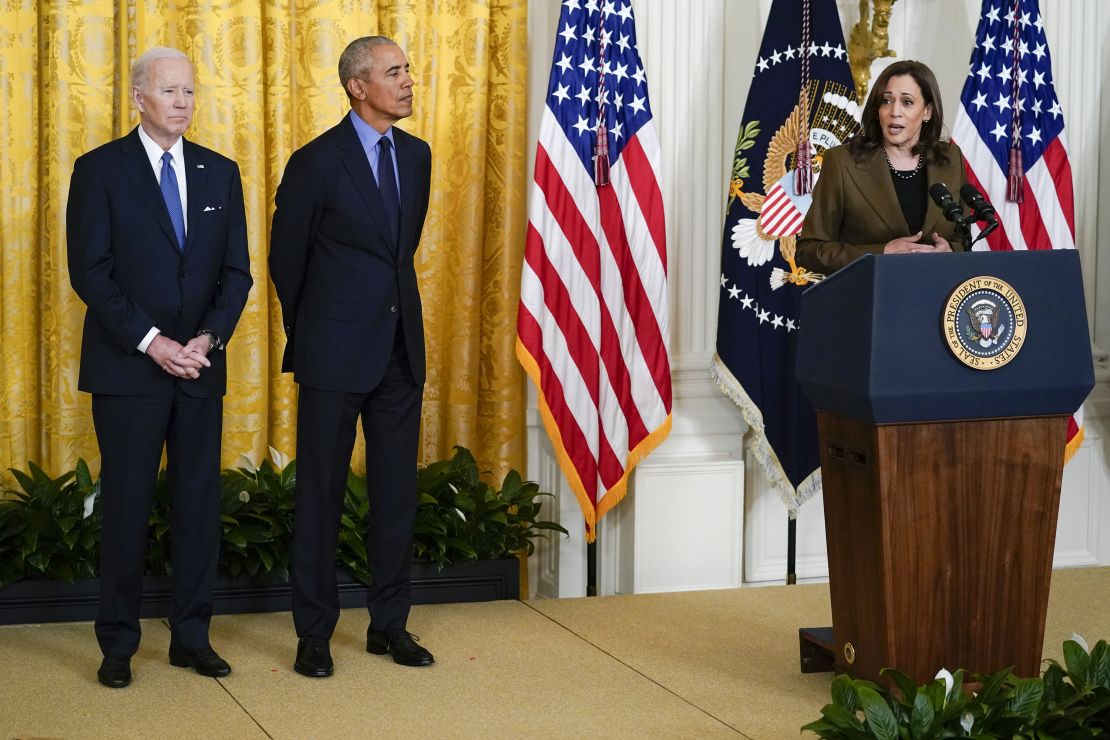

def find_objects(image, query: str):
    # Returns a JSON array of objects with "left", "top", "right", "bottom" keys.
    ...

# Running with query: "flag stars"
[
  {"left": 1018, "top": 39, "right": 1028, "bottom": 55},
  {"left": 1032, "top": 69, "right": 1045, "bottom": 90},
  {"left": 1026, "top": 126, "right": 1042, "bottom": 146},
  {"left": 572, "top": 115, "right": 592, "bottom": 137},
  {"left": 990, "top": 121, "right": 1008, "bottom": 141},
  {"left": 784, "top": 45, "right": 796, "bottom": 60},
  {"left": 629, "top": 95, "right": 646, "bottom": 115},
  {"left": 617, "top": 2, "right": 633, "bottom": 22},
  {"left": 632, "top": 65, "right": 646, "bottom": 85},
  {"left": 786, "top": 319, "right": 797, "bottom": 332},
  {"left": 820, "top": 41, "right": 833, "bottom": 56},
  {"left": 1020, "top": 10, "right": 1032, "bottom": 27},
  {"left": 1032, "top": 42, "right": 1046, "bottom": 61},
  {"left": 1031, "top": 97, "right": 1042, "bottom": 115},
  {"left": 740, "top": 295, "right": 754, "bottom": 310},
  {"left": 558, "top": 22, "right": 577, "bottom": 45},
  {"left": 616, "top": 33, "right": 630, "bottom": 54},
  {"left": 756, "top": 56, "right": 769, "bottom": 73},
  {"left": 771, "top": 314, "right": 784, "bottom": 329},
  {"left": 993, "top": 92, "right": 1011, "bottom": 113},
  {"left": 720, "top": 274, "right": 728, "bottom": 287},
  {"left": 1001, "top": 36, "right": 1013, "bottom": 54},
  {"left": 832, "top": 44, "right": 847, "bottom": 59},
  {"left": 582, "top": 24, "right": 596, "bottom": 44},
  {"left": 584, "top": 0, "right": 599, "bottom": 12},
  {"left": 981, "top": 34, "right": 996, "bottom": 53},
  {"left": 613, "top": 61, "right": 629, "bottom": 83},
  {"left": 971, "top": 92, "right": 988, "bottom": 111},
  {"left": 986, "top": 5, "right": 1000, "bottom": 24},
  {"left": 575, "top": 84, "right": 592, "bottom": 106},
  {"left": 757, "top": 309, "right": 770, "bottom": 324},
  {"left": 1034, "top": 14, "right": 1044, "bottom": 32},
  {"left": 1048, "top": 99, "right": 1062, "bottom": 119},
  {"left": 552, "top": 82, "right": 571, "bottom": 104},
  {"left": 769, "top": 48, "right": 782, "bottom": 64},
  {"left": 727, "top": 285, "right": 741, "bottom": 300},
  {"left": 556, "top": 53, "right": 574, "bottom": 75},
  {"left": 977, "top": 62, "right": 993, "bottom": 83},
  {"left": 611, "top": 121, "right": 623, "bottom": 140}
]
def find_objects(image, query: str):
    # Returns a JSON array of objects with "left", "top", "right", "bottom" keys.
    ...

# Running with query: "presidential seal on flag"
[{"left": 729, "top": 88, "right": 862, "bottom": 291}]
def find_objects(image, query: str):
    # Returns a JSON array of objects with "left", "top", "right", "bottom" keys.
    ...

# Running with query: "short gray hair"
[
  {"left": 338, "top": 36, "right": 397, "bottom": 93},
  {"left": 131, "top": 47, "right": 192, "bottom": 90}
]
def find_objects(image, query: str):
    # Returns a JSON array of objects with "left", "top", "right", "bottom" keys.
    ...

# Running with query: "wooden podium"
[{"left": 794, "top": 251, "right": 1094, "bottom": 684}]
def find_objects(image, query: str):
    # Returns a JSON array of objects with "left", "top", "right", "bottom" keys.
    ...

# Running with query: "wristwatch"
[{"left": 197, "top": 329, "right": 222, "bottom": 351}]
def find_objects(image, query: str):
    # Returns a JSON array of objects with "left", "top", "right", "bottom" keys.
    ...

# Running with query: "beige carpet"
[{"left": 0, "top": 566, "right": 1107, "bottom": 739}]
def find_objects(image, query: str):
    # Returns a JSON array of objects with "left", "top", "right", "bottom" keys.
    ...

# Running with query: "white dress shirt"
[{"left": 135, "top": 125, "right": 188, "bottom": 353}]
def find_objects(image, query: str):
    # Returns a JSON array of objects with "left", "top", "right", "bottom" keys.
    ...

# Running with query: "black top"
[{"left": 889, "top": 167, "right": 927, "bottom": 234}]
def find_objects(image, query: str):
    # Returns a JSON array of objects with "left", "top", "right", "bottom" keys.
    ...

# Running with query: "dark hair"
[{"left": 848, "top": 60, "right": 951, "bottom": 165}]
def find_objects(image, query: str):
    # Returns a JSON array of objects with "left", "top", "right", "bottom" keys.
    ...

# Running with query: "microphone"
[
  {"left": 959, "top": 183, "right": 1000, "bottom": 228},
  {"left": 929, "top": 182, "right": 964, "bottom": 224}
]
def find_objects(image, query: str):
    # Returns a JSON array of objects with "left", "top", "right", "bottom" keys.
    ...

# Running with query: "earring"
[{"left": 924, "top": 118, "right": 930, "bottom": 123}]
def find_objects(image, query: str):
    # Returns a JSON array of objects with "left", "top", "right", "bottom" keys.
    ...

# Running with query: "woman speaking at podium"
[{"left": 797, "top": 60, "right": 968, "bottom": 275}]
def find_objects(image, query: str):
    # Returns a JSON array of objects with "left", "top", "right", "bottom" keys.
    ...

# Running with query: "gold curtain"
[{"left": 0, "top": 0, "right": 527, "bottom": 482}]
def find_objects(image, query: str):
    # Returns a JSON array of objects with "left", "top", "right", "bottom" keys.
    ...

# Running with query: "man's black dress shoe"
[
  {"left": 97, "top": 655, "right": 132, "bottom": 688},
  {"left": 366, "top": 626, "right": 435, "bottom": 667},
  {"left": 169, "top": 643, "right": 232, "bottom": 677},
  {"left": 294, "top": 637, "right": 334, "bottom": 678}
]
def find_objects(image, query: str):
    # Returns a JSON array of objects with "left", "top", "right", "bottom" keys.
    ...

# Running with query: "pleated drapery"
[{"left": 0, "top": 0, "right": 528, "bottom": 481}]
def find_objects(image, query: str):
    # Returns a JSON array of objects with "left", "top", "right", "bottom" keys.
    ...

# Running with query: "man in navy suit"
[
  {"left": 66, "top": 47, "right": 252, "bottom": 688},
  {"left": 269, "top": 36, "right": 433, "bottom": 677}
]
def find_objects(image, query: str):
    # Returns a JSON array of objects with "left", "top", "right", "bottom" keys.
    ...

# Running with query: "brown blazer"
[{"left": 796, "top": 141, "right": 969, "bottom": 274}]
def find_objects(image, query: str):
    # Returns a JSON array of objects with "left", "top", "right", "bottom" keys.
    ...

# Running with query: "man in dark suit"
[
  {"left": 269, "top": 36, "right": 433, "bottom": 677},
  {"left": 66, "top": 47, "right": 252, "bottom": 688}
]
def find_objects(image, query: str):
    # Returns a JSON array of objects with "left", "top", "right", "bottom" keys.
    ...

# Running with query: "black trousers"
[
  {"left": 91, "top": 388, "right": 222, "bottom": 658},
  {"left": 291, "top": 333, "right": 423, "bottom": 639}
]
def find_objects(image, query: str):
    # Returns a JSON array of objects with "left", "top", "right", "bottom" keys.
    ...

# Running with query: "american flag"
[
  {"left": 952, "top": 0, "right": 1083, "bottom": 458},
  {"left": 516, "top": 0, "right": 672, "bottom": 542}
]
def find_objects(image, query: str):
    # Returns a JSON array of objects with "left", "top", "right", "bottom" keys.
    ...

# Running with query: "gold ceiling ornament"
[{"left": 847, "top": 0, "right": 899, "bottom": 104}]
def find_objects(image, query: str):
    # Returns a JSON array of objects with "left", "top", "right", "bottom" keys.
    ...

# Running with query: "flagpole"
[
  {"left": 786, "top": 517, "right": 797, "bottom": 585},
  {"left": 586, "top": 540, "right": 598, "bottom": 596}
]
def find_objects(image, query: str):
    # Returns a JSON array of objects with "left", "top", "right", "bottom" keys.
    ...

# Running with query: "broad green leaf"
[
  {"left": 857, "top": 686, "right": 899, "bottom": 740},
  {"left": 909, "top": 691, "right": 934, "bottom": 739}
]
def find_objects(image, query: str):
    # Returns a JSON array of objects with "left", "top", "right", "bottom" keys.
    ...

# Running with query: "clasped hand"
[
  {"left": 883, "top": 230, "right": 953, "bottom": 254},
  {"left": 147, "top": 335, "right": 212, "bottom": 379}
]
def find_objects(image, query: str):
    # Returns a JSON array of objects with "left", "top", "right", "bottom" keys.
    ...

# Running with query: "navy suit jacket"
[
  {"left": 269, "top": 115, "right": 431, "bottom": 391},
  {"left": 66, "top": 127, "right": 252, "bottom": 398}
]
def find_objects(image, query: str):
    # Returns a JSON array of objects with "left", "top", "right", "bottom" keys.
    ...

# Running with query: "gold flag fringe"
[
  {"left": 517, "top": 338, "right": 674, "bottom": 543},
  {"left": 710, "top": 352, "right": 821, "bottom": 516}
]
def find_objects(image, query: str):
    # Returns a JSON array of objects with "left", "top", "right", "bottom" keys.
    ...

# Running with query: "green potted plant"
[
  {"left": 802, "top": 637, "right": 1110, "bottom": 738},
  {"left": 0, "top": 445, "right": 567, "bottom": 624}
]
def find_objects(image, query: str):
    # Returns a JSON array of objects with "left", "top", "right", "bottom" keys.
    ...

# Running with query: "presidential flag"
[
  {"left": 711, "top": 0, "right": 858, "bottom": 513},
  {"left": 517, "top": 0, "right": 671, "bottom": 542},
  {"left": 952, "top": 0, "right": 1084, "bottom": 459}
]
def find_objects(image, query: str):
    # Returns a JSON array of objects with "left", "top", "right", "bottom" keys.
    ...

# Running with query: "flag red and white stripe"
[
  {"left": 953, "top": 0, "right": 1083, "bottom": 459},
  {"left": 517, "top": 0, "right": 671, "bottom": 541}
]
